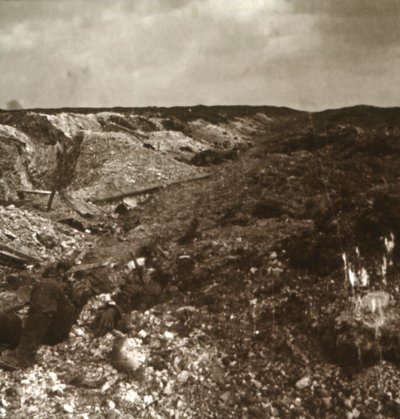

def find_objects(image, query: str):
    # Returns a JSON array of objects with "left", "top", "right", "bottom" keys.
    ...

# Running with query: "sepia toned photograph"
[{"left": 1, "top": 0, "right": 400, "bottom": 417}]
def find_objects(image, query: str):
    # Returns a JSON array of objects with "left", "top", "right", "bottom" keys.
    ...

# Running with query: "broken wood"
[
  {"left": 47, "top": 141, "right": 65, "bottom": 211},
  {"left": 16, "top": 189, "right": 52, "bottom": 196},
  {"left": 91, "top": 173, "right": 210, "bottom": 203},
  {"left": 105, "top": 122, "right": 148, "bottom": 141},
  {"left": 0, "top": 250, "right": 27, "bottom": 266},
  {"left": 67, "top": 261, "right": 110, "bottom": 274},
  {"left": 46, "top": 190, "right": 57, "bottom": 211},
  {"left": 59, "top": 192, "right": 96, "bottom": 217},
  {"left": 57, "top": 217, "right": 86, "bottom": 233},
  {"left": 129, "top": 251, "right": 144, "bottom": 282},
  {"left": 0, "top": 242, "right": 42, "bottom": 263},
  {"left": 17, "top": 189, "right": 51, "bottom": 201},
  {"left": 107, "top": 122, "right": 137, "bottom": 136}
]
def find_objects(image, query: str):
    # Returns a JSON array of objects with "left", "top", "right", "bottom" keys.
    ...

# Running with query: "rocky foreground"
[{"left": 1, "top": 105, "right": 400, "bottom": 417}]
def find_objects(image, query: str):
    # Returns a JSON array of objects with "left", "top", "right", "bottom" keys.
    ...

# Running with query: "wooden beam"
[
  {"left": 0, "top": 250, "right": 27, "bottom": 266},
  {"left": 91, "top": 173, "right": 210, "bottom": 203},
  {"left": 59, "top": 192, "right": 95, "bottom": 217},
  {"left": 0, "top": 243, "right": 42, "bottom": 263},
  {"left": 17, "top": 189, "right": 52, "bottom": 196}
]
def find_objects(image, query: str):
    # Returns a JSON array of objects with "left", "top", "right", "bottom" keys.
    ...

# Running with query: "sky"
[{"left": 0, "top": 0, "right": 399, "bottom": 111}]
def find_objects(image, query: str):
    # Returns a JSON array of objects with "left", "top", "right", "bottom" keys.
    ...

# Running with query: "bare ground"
[{"left": 0, "top": 105, "right": 400, "bottom": 417}]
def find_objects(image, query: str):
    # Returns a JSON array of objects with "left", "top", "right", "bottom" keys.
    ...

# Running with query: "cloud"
[
  {"left": 2, "top": 0, "right": 285, "bottom": 107},
  {"left": 288, "top": 0, "right": 400, "bottom": 50},
  {"left": 318, "top": 15, "right": 400, "bottom": 51},
  {"left": 0, "top": 0, "right": 399, "bottom": 110},
  {"left": 0, "top": 21, "right": 39, "bottom": 51},
  {"left": 120, "top": 0, "right": 189, "bottom": 16},
  {"left": 289, "top": 0, "right": 400, "bottom": 17}
]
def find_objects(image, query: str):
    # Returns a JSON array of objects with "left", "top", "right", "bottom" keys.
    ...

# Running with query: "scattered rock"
[
  {"left": 295, "top": 376, "right": 311, "bottom": 390},
  {"left": 322, "top": 397, "right": 332, "bottom": 409},
  {"left": 36, "top": 232, "right": 57, "bottom": 249},
  {"left": 1, "top": 106, "right": 400, "bottom": 418},
  {"left": 177, "top": 370, "right": 190, "bottom": 384},
  {"left": 111, "top": 333, "right": 148, "bottom": 374},
  {"left": 63, "top": 403, "right": 74, "bottom": 413}
]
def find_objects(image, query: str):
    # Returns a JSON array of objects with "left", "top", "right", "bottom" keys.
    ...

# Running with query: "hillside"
[{"left": 0, "top": 105, "right": 400, "bottom": 417}]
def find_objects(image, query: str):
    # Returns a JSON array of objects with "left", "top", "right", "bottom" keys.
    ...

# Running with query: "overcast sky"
[{"left": 1, "top": 0, "right": 399, "bottom": 110}]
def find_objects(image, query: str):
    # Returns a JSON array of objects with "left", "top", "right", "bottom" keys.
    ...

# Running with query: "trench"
[{"left": 2, "top": 107, "right": 400, "bottom": 416}]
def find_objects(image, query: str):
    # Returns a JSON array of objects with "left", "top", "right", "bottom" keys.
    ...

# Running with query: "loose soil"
[{"left": 0, "top": 105, "right": 400, "bottom": 417}]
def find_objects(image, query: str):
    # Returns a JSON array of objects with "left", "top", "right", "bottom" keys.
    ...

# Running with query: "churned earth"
[{"left": 0, "top": 105, "right": 400, "bottom": 417}]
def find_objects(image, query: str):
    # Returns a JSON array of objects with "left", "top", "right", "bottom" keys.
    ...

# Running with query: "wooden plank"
[
  {"left": 0, "top": 250, "right": 27, "bottom": 266},
  {"left": 46, "top": 189, "right": 57, "bottom": 211},
  {"left": 0, "top": 242, "right": 42, "bottom": 263},
  {"left": 17, "top": 189, "right": 52, "bottom": 196},
  {"left": 91, "top": 173, "right": 210, "bottom": 203},
  {"left": 106, "top": 122, "right": 148, "bottom": 140},
  {"left": 59, "top": 192, "right": 96, "bottom": 217}
]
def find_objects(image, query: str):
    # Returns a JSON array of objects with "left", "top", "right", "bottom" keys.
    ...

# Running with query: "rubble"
[
  {"left": 0, "top": 206, "right": 88, "bottom": 263},
  {"left": 0, "top": 250, "right": 28, "bottom": 267},
  {"left": 0, "top": 105, "right": 400, "bottom": 417},
  {"left": 0, "top": 296, "right": 230, "bottom": 417}
]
